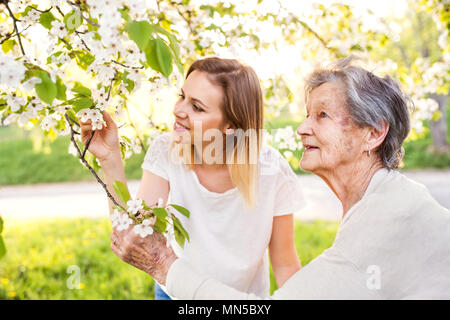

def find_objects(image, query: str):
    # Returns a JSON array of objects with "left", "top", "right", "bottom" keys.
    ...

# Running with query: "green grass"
[
  {"left": 0, "top": 127, "right": 145, "bottom": 185},
  {"left": 0, "top": 218, "right": 338, "bottom": 299}
]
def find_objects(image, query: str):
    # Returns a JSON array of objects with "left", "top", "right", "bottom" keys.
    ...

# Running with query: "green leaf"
[
  {"left": 145, "top": 38, "right": 173, "bottom": 77},
  {"left": 169, "top": 204, "right": 190, "bottom": 218},
  {"left": 39, "top": 12, "right": 56, "bottom": 29},
  {"left": 74, "top": 51, "right": 95, "bottom": 70},
  {"left": 122, "top": 71, "right": 135, "bottom": 92},
  {"left": 153, "top": 25, "right": 183, "bottom": 74},
  {"left": 153, "top": 207, "right": 168, "bottom": 220},
  {"left": 172, "top": 214, "right": 189, "bottom": 242},
  {"left": 64, "top": 11, "right": 82, "bottom": 31},
  {"left": 153, "top": 216, "right": 167, "bottom": 234},
  {"left": 0, "top": 236, "right": 6, "bottom": 259},
  {"left": 0, "top": 216, "right": 3, "bottom": 234},
  {"left": 35, "top": 71, "right": 57, "bottom": 105},
  {"left": 2, "top": 39, "right": 16, "bottom": 54},
  {"left": 174, "top": 227, "right": 186, "bottom": 248},
  {"left": 69, "top": 97, "right": 93, "bottom": 112},
  {"left": 126, "top": 20, "right": 154, "bottom": 51},
  {"left": 112, "top": 180, "right": 131, "bottom": 205},
  {"left": 72, "top": 82, "right": 91, "bottom": 96},
  {"left": 119, "top": 7, "right": 131, "bottom": 22},
  {"left": 56, "top": 77, "right": 67, "bottom": 101},
  {"left": 155, "top": 38, "right": 173, "bottom": 78}
]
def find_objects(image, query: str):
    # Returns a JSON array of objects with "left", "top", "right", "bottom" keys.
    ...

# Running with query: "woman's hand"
[
  {"left": 80, "top": 111, "right": 120, "bottom": 163},
  {"left": 110, "top": 226, "right": 177, "bottom": 285}
]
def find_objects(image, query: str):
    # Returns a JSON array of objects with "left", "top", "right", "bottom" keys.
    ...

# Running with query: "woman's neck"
[
  {"left": 317, "top": 160, "right": 384, "bottom": 218},
  {"left": 193, "top": 139, "right": 229, "bottom": 170}
]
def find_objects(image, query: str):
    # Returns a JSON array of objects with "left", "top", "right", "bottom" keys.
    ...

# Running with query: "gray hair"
[{"left": 304, "top": 56, "right": 411, "bottom": 169}]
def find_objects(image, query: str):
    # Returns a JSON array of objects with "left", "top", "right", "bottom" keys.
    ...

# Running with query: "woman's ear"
[
  {"left": 366, "top": 121, "right": 389, "bottom": 152},
  {"left": 224, "top": 123, "right": 235, "bottom": 136}
]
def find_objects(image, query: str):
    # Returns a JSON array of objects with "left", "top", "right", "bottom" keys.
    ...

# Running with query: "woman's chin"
[{"left": 299, "top": 158, "right": 316, "bottom": 173}]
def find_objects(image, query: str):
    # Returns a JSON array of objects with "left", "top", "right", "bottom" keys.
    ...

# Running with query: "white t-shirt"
[{"left": 141, "top": 132, "right": 305, "bottom": 298}]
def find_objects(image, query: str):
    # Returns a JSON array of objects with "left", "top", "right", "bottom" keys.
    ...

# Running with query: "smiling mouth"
[{"left": 174, "top": 121, "right": 190, "bottom": 131}]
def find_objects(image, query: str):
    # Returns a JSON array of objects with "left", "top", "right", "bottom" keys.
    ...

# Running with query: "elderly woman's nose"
[{"left": 296, "top": 118, "right": 312, "bottom": 136}]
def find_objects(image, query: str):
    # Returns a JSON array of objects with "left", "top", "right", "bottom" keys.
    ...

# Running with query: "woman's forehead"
[
  {"left": 183, "top": 70, "right": 223, "bottom": 108},
  {"left": 307, "top": 82, "right": 347, "bottom": 110}
]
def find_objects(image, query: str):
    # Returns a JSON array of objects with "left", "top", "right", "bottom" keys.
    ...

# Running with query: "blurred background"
[{"left": 0, "top": 0, "right": 449, "bottom": 299}]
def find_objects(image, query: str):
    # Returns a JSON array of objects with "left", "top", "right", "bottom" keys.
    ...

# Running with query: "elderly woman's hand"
[{"left": 110, "top": 226, "right": 177, "bottom": 285}]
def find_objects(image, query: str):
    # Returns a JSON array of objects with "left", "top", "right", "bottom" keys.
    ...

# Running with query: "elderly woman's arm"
[
  {"left": 166, "top": 250, "right": 381, "bottom": 300},
  {"left": 110, "top": 223, "right": 380, "bottom": 299}
]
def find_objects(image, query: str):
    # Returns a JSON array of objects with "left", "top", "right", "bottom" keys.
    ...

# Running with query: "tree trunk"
[{"left": 429, "top": 93, "right": 449, "bottom": 154}]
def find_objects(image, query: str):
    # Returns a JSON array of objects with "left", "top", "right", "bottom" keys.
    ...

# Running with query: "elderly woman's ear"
[{"left": 364, "top": 121, "right": 389, "bottom": 155}]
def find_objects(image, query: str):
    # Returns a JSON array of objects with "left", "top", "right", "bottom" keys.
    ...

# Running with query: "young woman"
[{"left": 81, "top": 57, "right": 305, "bottom": 299}]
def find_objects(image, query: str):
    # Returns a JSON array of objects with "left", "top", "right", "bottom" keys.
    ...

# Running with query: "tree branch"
[
  {"left": 65, "top": 0, "right": 99, "bottom": 27},
  {"left": 276, "top": 0, "right": 330, "bottom": 50},
  {"left": 65, "top": 113, "right": 124, "bottom": 210},
  {"left": 4, "top": 1, "right": 26, "bottom": 56},
  {"left": 27, "top": 5, "right": 52, "bottom": 13}
]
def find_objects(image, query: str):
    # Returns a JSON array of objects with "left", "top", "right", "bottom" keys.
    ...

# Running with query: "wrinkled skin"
[{"left": 110, "top": 227, "right": 177, "bottom": 285}]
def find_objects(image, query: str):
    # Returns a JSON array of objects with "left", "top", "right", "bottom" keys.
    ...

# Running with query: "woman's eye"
[
  {"left": 192, "top": 104, "right": 203, "bottom": 112},
  {"left": 178, "top": 93, "right": 184, "bottom": 99},
  {"left": 319, "top": 112, "right": 328, "bottom": 118}
]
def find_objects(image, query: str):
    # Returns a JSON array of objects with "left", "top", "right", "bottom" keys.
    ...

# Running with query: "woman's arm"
[
  {"left": 269, "top": 214, "right": 301, "bottom": 287},
  {"left": 80, "top": 111, "right": 169, "bottom": 214}
]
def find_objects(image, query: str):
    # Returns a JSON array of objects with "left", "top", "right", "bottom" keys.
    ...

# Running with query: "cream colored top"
[{"left": 166, "top": 169, "right": 450, "bottom": 299}]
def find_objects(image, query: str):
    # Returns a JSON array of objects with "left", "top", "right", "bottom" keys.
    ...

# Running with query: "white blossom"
[
  {"left": 116, "top": 213, "right": 133, "bottom": 231},
  {"left": 0, "top": 55, "right": 26, "bottom": 87},
  {"left": 41, "top": 115, "right": 57, "bottom": 131},
  {"left": 133, "top": 219, "right": 154, "bottom": 238},
  {"left": 3, "top": 113, "right": 19, "bottom": 126},
  {"left": 127, "top": 198, "right": 143, "bottom": 215},
  {"left": 50, "top": 20, "right": 68, "bottom": 38},
  {"left": 22, "top": 77, "right": 42, "bottom": 91},
  {"left": 6, "top": 94, "right": 26, "bottom": 112},
  {"left": 110, "top": 209, "right": 122, "bottom": 228}
]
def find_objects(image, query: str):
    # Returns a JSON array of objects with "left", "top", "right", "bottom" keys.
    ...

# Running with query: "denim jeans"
[{"left": 154, "top": 282, "right": 172, "bottom": 300}]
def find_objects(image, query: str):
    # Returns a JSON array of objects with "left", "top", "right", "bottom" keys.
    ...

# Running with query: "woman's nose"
[
  {"left": 173, "top": 102, "right": 188, "bottom": 119},
  {"left": 296, "top": 118, "right": 312, "bottom": 137}
]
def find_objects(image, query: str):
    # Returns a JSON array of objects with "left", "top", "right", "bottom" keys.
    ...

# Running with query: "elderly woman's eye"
[{"left": 319, "top": 112, "right": 328, "bottom": 118}]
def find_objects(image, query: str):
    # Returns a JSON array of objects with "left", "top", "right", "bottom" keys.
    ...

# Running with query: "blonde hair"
[{"left": 171, "top": 57, "right": 264, "bottom": 208}]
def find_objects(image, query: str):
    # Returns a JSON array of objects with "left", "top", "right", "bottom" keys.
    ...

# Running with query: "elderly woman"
[{"left": 110, "top": 57, "right": 450, "bottom": 299}]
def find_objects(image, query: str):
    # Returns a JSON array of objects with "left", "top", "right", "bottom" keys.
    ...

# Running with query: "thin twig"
[
  {"left": 0, "top": 25, "right": 30, "bottom": 45},
  {"left": 276, "top": 0, "right": 330, "bottom": 50},
  {"left": 27, "top": 5, "right": 52, "bottom": 13},
  {"left": 111, "top": 60, "right": 144, "bottom": 70},
  {"left": 65, "top": 0, "right": 99, "bottom": 27},
  {"left": 81, "top": 131, "right": 95, "bottom": 158},
  {"left": 4, "top": 1, "right": 26, "bottom": 56},
  {"left": 65, "top": 113, "right": 124, "bottom": 209},
  {"left": 75, "top": 30, "right": 91, "bottom": 51},
  {"left": 81, "top": 77, "right": 115, "bottom": 158}
]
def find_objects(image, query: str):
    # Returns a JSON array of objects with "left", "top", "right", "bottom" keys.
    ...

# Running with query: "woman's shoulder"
[
  {"left": 148, "top": 132, "right": 172, "bottom": 152},
  {"left": 144, "top": 132, "right": 172, "bottom": 164}
]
